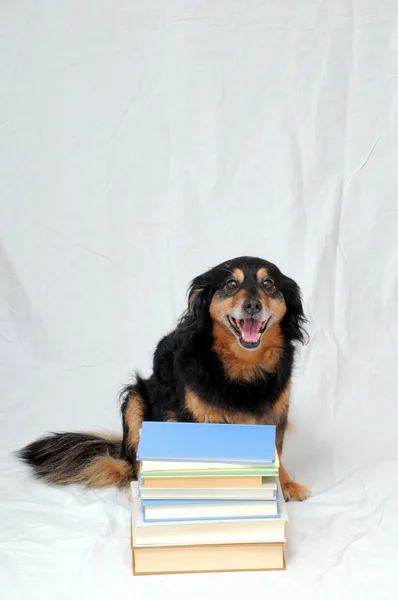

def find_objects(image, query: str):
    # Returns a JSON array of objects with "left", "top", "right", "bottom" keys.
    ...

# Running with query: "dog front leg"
[
  {"left": 121, "top": 389, "right": 146, "bottom": 477},
  {"left": 276, "top": 415, "right": 310, "bottom": 502}
]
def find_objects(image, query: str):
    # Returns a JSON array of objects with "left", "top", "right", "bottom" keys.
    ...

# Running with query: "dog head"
[{"left": 181, "top": 256, "right": 307, "bottom": 349}]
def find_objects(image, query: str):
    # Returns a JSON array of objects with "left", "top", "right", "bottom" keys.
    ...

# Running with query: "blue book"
[
  {"left": 142, "top": 513, "right": 280, "bottom": 523},
  {"left": 136, "top": 421, "right": 276, "bottom": 464}
]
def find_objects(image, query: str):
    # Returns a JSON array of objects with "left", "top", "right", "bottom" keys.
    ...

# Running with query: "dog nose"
[{"left": 243, "top": 298, "right": 262, "bottom": 315}]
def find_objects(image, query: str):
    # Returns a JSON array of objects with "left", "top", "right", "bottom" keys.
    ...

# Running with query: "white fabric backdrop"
[{"left": 1, "top": 1, "right": 397, "bottom": 598}]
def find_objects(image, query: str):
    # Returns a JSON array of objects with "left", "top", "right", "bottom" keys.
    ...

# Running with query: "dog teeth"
[{"left": 232, "top": 318, "right": 241, "bottom": 331}]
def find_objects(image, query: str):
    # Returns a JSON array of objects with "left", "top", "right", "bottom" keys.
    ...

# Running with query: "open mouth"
[{"left": 227, "top": 316, "right": 271, "bottom": 349}]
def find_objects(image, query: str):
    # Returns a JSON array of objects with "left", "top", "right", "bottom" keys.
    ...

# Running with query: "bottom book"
[{"left": 132, "top": 542, "right": 286, "bottom": 575}]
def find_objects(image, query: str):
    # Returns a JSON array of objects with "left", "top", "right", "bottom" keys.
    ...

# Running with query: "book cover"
[
  {"left": 137, "top": 421, "right": 276, "bottom": 464},
  {"left": 132, "top": 542, "right": 286, "bottom": 575}
]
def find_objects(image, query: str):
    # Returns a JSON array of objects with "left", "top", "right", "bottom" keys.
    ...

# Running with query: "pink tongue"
[{"left": 241, "top": 318, "right": 261, "bottom": 342}]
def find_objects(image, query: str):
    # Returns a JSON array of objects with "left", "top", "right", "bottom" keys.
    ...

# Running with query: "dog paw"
[{"left": 282, "top": 480, "right": 310, "bottom": 502}]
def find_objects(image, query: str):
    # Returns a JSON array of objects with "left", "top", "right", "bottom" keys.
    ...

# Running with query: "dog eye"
[
  {"left": 225, "top": 279, "right": 239, "bottom": 291},
  {"left": 263, "top": 278, "right": 275, "bottom": 291}
]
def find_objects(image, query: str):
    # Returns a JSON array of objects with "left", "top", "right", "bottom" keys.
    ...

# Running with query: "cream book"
[
  {"left": 138, "top": 476, "right": 277, "bottom": 500},
  {"left": 132, "top": 542, "right": 286, "bottom": 575},
  {"left": 131, "top": 480, "right": 287, "bottom": 547}
]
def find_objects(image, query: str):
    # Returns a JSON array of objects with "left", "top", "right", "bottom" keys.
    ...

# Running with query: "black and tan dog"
[{"left": 18, "top": 256, "right": 310, "bottom": 501}]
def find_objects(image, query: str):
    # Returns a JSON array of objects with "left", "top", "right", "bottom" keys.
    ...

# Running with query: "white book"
[
  {"left": 131, "top": 480, "right": 287, "bottom": 547},
  {"left": 138, "top": 477, "right": 277, "bottom": 501},
  {"left": 141, "top": 450, "right": 279, "bottom": 473},
  {"left": 143, "top": 499, "right": 278, "bottom": 521}
]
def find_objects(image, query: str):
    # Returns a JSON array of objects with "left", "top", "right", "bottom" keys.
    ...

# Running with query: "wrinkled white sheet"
[{"left": 1, "top": 1, "right": 398, "bottom": 599}]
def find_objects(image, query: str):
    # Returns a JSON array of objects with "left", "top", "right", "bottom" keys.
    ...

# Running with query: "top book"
[{"left": 137, "top": 421, "right": 276, "bottom": 464}]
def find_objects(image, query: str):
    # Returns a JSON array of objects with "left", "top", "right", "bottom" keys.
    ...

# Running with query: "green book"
[{"left": 140, "top": 466, "right": 280, "bottom": 478}]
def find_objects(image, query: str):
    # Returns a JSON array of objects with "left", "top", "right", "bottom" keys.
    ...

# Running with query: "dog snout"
[{"left": 242, "top": 297, "right": 263, "bottom": 316}]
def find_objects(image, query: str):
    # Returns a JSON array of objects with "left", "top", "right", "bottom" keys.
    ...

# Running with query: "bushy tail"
[{"left": 17, "top": 432, "right": 134, "bottom": 488}]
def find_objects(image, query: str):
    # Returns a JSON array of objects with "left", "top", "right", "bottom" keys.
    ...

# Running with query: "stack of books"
[{"left": 130, "top": 421, "right": 288, "bottom": 575}]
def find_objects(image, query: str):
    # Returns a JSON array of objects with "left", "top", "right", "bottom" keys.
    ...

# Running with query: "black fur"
[{"left": 17, "top": 432, "right": 122, "bottom": 484}]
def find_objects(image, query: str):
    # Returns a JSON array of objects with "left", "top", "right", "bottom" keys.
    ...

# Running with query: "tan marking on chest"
[
  {"left": 185, "top": 388, "right": 287, "bottom": 426},
  {"left": 185, "top": 389, "right": 258, "bottom": 424}
]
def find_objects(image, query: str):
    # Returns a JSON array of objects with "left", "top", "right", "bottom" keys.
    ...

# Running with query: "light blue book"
[
  {"left": 142, "top": 495, "right": 280, "bottom": 522},
  {"left": 136, "top": 421, "right": 276, "bottom": 465},
  {"left": 142, "top": 514, "right": 280, "bottom": 523}
]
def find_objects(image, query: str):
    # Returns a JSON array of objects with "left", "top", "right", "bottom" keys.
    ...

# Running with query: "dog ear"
[
  {"left": 178, "top": 275, "right": 213, "bottom": 330},
  {"left": 281, "top": 276, "right": 308, "bottom": 344},
  {"left": 188, "top": 285, "right": 206, "bottom": 317},
  {"left": 187, "top": 275, "right": 213, "bottom": 326}
]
